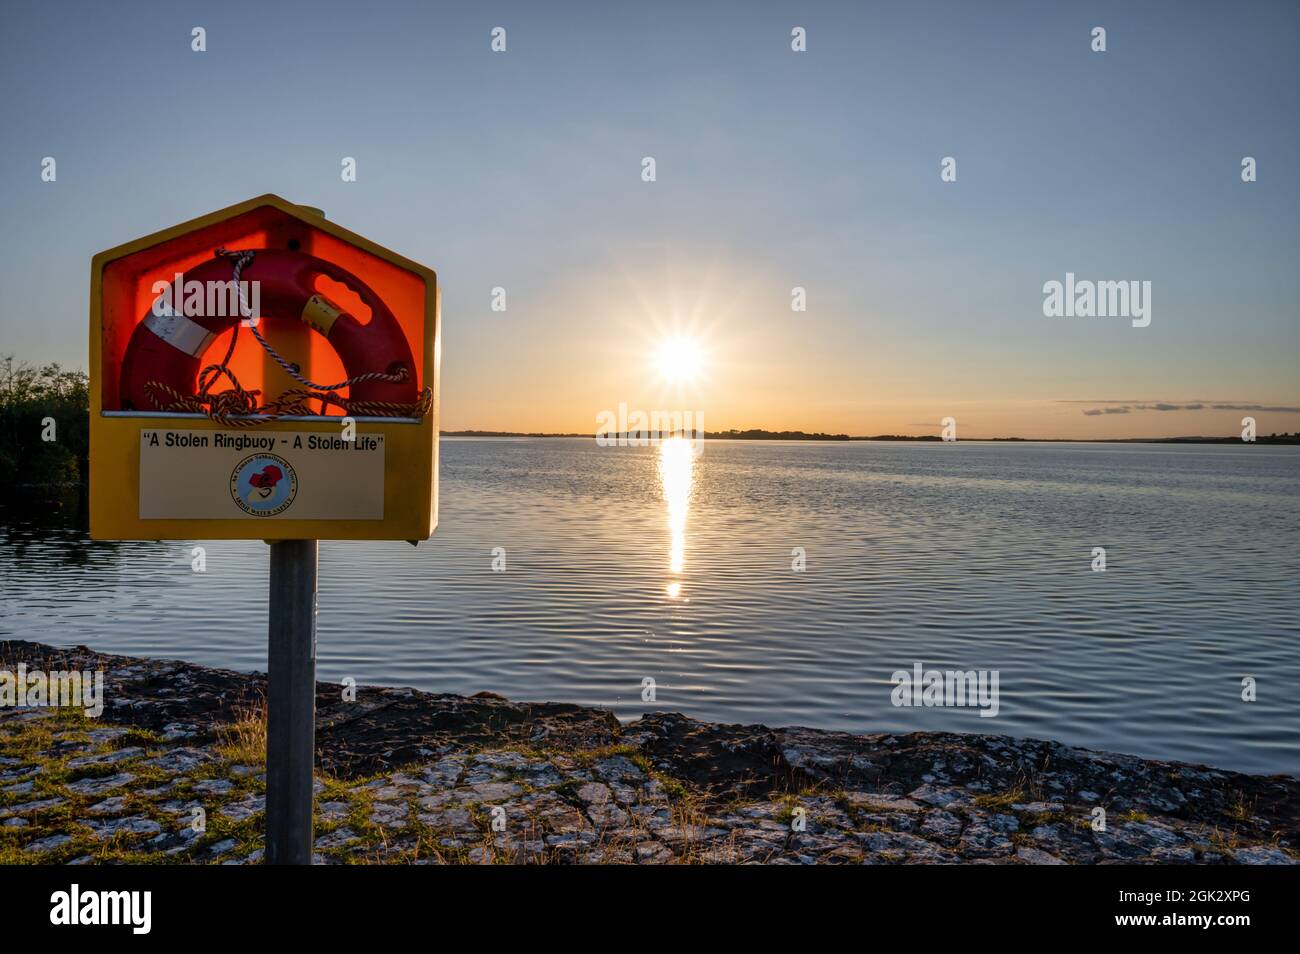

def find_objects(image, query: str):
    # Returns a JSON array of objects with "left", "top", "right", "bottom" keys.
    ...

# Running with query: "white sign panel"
[{"left": 139, "top": 429, "right": 385, "bottom": 520}]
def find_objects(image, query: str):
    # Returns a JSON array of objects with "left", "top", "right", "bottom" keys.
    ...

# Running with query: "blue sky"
[{"left": 1, "top": 0, "right": 1297, "bottom": 436}]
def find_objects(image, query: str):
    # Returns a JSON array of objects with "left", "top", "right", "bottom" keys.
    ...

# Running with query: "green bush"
[{"left": 0, "top": 356, "right": 89, "bottom": 487}]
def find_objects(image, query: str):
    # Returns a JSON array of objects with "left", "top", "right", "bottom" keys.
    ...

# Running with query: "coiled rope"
[{"left": 143, "top": 248, "right": 432, "bottom": 426}]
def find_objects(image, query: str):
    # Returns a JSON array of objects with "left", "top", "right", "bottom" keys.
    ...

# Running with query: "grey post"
[{"left": 266, "top": 539, "right": 319, "bottom": 864}]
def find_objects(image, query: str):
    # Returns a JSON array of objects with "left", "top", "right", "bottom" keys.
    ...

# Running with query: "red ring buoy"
[{"left": 119, "top": 249, "right": 418, "bottom": 412}]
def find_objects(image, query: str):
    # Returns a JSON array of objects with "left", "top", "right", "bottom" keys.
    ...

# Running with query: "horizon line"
[{"left": 440, "top": 428, "right": 1299, "bottom": 445}]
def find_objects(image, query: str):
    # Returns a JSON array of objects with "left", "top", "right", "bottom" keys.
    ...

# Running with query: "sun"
[{"left": 652, "top": 335, "right": 705, "bottom": 384}]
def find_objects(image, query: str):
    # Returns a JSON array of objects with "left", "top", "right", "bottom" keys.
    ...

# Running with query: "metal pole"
[{"left": 266, "top": 539, "right": 318, "bottom": 864}]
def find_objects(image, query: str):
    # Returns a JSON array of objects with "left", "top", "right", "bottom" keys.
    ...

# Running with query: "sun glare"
[{"left": 653, "top": 336, "right": 705, "bottom": 385}]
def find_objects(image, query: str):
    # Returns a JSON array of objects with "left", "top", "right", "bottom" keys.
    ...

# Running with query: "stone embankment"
[{"left": 1, "top": 640, "right": 1296, "bottom": 864}]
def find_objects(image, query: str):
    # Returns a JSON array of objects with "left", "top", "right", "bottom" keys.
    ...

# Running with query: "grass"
[
  {"left": 1227, "top": 790, "right": 1254, "bottom": 824},
  {"left": 972, "top": 788, "right": 1025, "bottom": 811},
  {"left": 213, "top": 696, "right": 268, "bottom": 766}
]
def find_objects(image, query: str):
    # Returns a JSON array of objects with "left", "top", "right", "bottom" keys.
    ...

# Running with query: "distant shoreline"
[{"left": 443, "top": 429, "right": 1300, "bottom": 445}]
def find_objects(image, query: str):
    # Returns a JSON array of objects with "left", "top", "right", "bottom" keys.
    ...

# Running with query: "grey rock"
[
  {"left": 423, "top": 757, "right": 464, "bottom": 788},
  {"left": 586, "top": 802, "right": 630, "bottom": 828},
  {"left": 635, "top": 842, "right": 674, "bottom": 863},
  {"left": 87, "top": 796, "right": 129, "bottom": 816},
  {"left": 24, "top": 834, "right": 72, "bottom": 854},
  {"left": 919, "top": 811, "right": 964, "bottom": 844},
  {"left": 417, "top": 807, "right": 477, "bottom": 835},
  {"left": 472, "top": 752, "right": 530, "bottom": 772},
  {"left": 957, "top": 820, "right": 1014, "bottom": 858},
  {"left": 316, "top": 828, "right": 361, "bottom": 849},
  {"left": 205, "top": 838, "right": 238, "bottom": 857},
  {"left": 369, "top": 801, "right": 411, "bottom": 829},
  {"left": 576, "top": 782, "right": 612, "bottom": 805},
  {"left": 219, "top": 795, "right": 265, "bottom": 821},
  {"left": 192, "top": 778, "right": 234, "bottom": 795},
  {"left": 85, "top": 733, "right": 129, "bottom": 748},
  {"left": 1232, "top": 847, "right": 1299, "bottom": 865},
  {"left": 67, "top": 747, "right": 145, "bottom": 769},
  {"left": 1100, "top": 820, "right": 1185, "bottom": 860},
  {"left": 655, "top": 825, "right": 726, "bottom": 848},
  {"left": 523, "top": 764, "right": 564, "bottom": 788},
  {"left": 66, "top": 773, "right": 134, "bottom": 796},
  {"left": 843, "top": 792, "right": 924, "bottom": 812},
  {"left": 144, "top": 748, "right": 214, "bottom": 774},
  {"left": 545, "top": 830, "right": 597, "bottom": 848},
  {"left": 149, "top": 827, "right": 202, "bottom": 852},
  {"left": 0, "top": 796, "right": 66, "bottom": 818},
  {"left": 907, "top": 785, "right": 966, "bottom": 808},
  {"left": 466, "top": 781, "right": 521, "bottom": 802},
  {"left": 1016, "top": 845, "right": 1067, "bottom": 865},
  {"left": 462, "top": 767, "right": 507, "bottom": 785},
  {"left": 319, "top": 800, "right": 352, "bottom": 823},
  {"left": 593, "top": 756, "right": 645, "bottom": 784},
  {"left": 82, "top": 816, "right": 162, "bottom": 840},
  {"left": 989, "top": 813, "right": 1021, "bottom": 833}
]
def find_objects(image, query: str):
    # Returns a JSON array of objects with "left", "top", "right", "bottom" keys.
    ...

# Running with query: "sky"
[{"left": 1, "top": 0, "right": 1297, "bottom": 439}]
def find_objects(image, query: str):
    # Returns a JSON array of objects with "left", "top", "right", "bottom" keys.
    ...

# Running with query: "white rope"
[{"left": 214, "top": 247, "right": 409, "bottom": 393}]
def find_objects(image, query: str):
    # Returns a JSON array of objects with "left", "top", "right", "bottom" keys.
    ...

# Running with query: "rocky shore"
[{"left": 1, "top": 640, "right": 1296, "bottom": 865}]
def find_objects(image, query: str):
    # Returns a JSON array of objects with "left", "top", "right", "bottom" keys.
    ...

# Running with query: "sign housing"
[{"left": 89, "top": 194, "right": 439, "bottom": 540}]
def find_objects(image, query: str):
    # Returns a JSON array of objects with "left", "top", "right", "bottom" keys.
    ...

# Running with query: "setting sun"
[{"left": 652, "top": 335, "right": 705, "bottom": 385}]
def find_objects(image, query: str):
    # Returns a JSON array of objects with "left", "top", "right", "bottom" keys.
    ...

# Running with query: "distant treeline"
[
  {"left": 444, "top": 429, "right": 590, "bottom": 438},
  {"left": 444, "top": 429, "right": 944, "bottom": 441},
  {"left": 709, "top": 430, "right": 943, "bottom": 441},
  {"left": 708, "top": 429, "right": 855, "bottom": 441},
  {"left": 449, "top": 429, "right": 1299, "bottom": 444},
  {"left": 0, "top": 357, "right": 89, "bottom": 487}
]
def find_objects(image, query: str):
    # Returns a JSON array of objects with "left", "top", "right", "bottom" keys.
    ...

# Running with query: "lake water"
[{"left": 2, "top": 438, "right": 1297, "bottom": 776}]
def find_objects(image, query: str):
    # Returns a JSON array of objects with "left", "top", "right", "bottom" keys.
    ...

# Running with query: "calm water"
[{"left": 2, "top": 439, "right": 1298, "bottom": 776}]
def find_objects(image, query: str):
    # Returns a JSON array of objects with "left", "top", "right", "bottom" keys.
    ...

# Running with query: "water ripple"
[{"left": 2, "top": 438, "right": 1297, "bottom": 775}]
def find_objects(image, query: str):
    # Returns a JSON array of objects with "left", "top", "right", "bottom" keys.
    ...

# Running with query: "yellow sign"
[{"left": 89, "top": 195, "right": 439, "bottom": 541}]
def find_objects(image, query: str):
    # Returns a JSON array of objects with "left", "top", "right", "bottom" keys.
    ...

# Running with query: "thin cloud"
[
  {"left": 1066, "top": 400, "right": 1300, "bottom": 416},
  {"left": 1211, "top": 403, "right": 1300, "bottom": 412}
]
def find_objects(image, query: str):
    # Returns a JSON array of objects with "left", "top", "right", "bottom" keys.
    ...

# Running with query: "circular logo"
[{"left": 230, "top": 453, "right": 298, "bottom": 516}]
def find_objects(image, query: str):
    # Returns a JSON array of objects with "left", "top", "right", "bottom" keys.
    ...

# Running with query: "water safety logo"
[{"left": 229, "top": 453, "right": 298, "bottom": 516}]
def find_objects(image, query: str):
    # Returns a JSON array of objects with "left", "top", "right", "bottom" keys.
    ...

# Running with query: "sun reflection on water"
[{"left": 657, "top": 436, "right": 695, "bottom": 597}]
